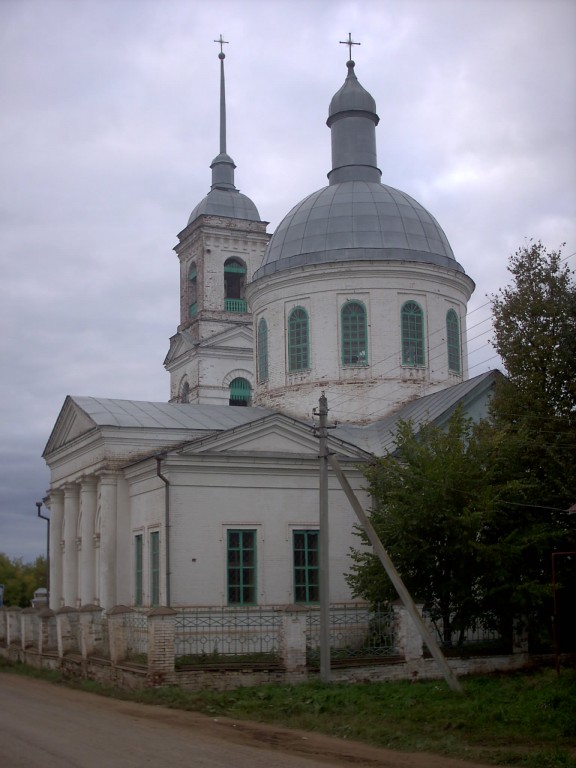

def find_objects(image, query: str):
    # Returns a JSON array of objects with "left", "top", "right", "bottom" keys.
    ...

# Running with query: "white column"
[
  {"left": 63, "top": 485, "right": 80, "bottom": 607},
  {"left": 98, "top": 472, "right": 118, "bottom": 610},
  {"left": 79, "top": 478, "right": 97, "bottom": 605},
  {"left": 48, "top": 489, "right": 64, "bottom": 610}
]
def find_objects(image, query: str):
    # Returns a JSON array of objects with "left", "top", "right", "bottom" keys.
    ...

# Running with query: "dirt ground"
[{"left": 0, "top": 673, "right": 500, "bottom": 767}]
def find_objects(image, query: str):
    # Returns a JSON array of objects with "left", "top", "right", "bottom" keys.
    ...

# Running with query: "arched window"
[
  {"left": 401, "top": 301, "right": 425, "bottom": 366},
  {"left": 341, "top": 301, "right": 368, "bottom": 365},
  {"left": 189, "top": 264, "right": 197, "bottom": 318},
  {"left": 224, "top": 258, "right": 247, "bottom": 312},
  {"left": 287, "top": 307, "right": 309, "bottom": 372},
  {"left": 180, "top": 381, "right": 190, "bottom": 403},
  {"left": 229, "top": 377, "right": 251, "bottom": 406},
  {"left": 446, "top": 309, "right": 461, "bottom": 373},
  {"left": 257, "top": 318, "right": 269, "bottom": 383}
]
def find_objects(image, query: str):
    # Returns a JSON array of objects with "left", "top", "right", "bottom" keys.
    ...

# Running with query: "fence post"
[
  {"left": 38, "top": 609, "right": 57, "bottom": 654},
  {"left": 393, "top": 601, "right": 424, "bottom": 661},
  {"left": 106, "top": 605, "right": 135, "bottom": 665},
  {"left": 78, "top": 604, "right": 104, "bottom": 659},
  {"left": 6, "top": 608, "right": 22, "bottom": 647},
  {"left": 278, "top": 605, "right": 308, "bottom": 673},
  {"left": 147, "top": 607, "right": 177, "bottom": 686},
  {"left": 56, "top": 607, "right": 79, "bottom": 657},
  {"left": 0, "top": 607, "right": 6, "bottom": 645},
  {"left": 20, "top": 607, "right": 38, "bottom": 650}
]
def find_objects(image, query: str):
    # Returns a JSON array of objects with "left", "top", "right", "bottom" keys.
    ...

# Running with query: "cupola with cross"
[
  {"left": 247, "top": 37, "right": 475, "bottom": 423},
  {"left": 164, "top": 37, "right": 270, "bottom": 406}
]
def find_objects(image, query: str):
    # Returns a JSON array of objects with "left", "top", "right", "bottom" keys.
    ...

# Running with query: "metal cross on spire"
[
  {"left": 339, "top": 32, "right": 360, "bottom": 62},
  {"left": 214, "top": 34, "right": 229, "bottom": 57}
]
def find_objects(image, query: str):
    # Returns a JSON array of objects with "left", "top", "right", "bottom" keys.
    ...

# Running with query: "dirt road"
[{"left": 0, "top": 674, "right": 496, "bottom": 767}]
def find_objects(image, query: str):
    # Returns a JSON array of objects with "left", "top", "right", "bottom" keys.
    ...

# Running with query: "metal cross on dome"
[
  {"left": 339, "top": 33, "right": 360, "bottom": 61},
  {"left": 214, "top": 34, "right": 229, "bottom": 55}
]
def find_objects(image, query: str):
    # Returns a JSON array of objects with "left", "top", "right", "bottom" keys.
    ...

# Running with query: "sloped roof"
[
  {"left": 68, "top": 397, "right": 274, "bottom": 430},
  {"left": 334, "top": 370, "right": 500, "bottom": 456}
]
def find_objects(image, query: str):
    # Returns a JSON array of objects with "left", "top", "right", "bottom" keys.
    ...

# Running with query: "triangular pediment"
[
  {"left": 163, "top": 331, "right": 195, "bottom": 366},
  {"left": 43, "top": 396, "right": 98, "bottom": 457},
  {"left": 180, "top": 412, "right": 369, "bottom": 459},
  {"left": 197, "top": 325, "right": 253, "bottom": 350}
]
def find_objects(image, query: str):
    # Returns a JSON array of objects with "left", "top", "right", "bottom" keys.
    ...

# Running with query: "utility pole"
[
  {"left": 318, "top": 392, "right": 331, "bottom": 682},
  {"left": 326, "top": 453, "right": 463, "bottom": 694}
]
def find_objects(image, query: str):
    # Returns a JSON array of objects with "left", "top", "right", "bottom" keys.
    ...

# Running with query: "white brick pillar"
[
  {"left": 393, "top": 602, "right": 424, "bottom": 661},
  {"left": 78, "top": 604, "right": 104, "bottom": 659},
  {"left": 79, "top": 478, "right": 97, "bottom": 606},
  {"left": 98, "top": 473, "right": 118, "bottom": 610},
  {"left": 147, "top": 606, "right": 176, "bottom": 685},
  {"left": 48, "top": 489, "right": 64, "bottom": 609},
  {"left": 278, "top": 606, "right": 308, "bottom": 672},
  {"left": 63, "top": 485, "right": 80, "bottom": 607}
]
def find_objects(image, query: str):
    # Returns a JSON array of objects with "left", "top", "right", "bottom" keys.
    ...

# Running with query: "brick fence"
[{"left": 0, "top": 603, "right": 535, "bottom": 691}]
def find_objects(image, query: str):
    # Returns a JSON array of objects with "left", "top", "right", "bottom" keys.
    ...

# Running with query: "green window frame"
[
  {"left": 229, "top": 376, "right": 251, "bottom": 406},
  {"left": 189, "top": 264, "right": 197, "bottom": 318},
  {"left": 401, "top": 300, "right": 425, "bottom": 366},
  {"left": 227, "top": 530, "right": 256, "bottom": 605},
  {"left": 287, "top": 307, "right": 309, "bottom": 372},
  {"left": 293, "top": 530, "right": 319, "bottom": 603},
  {"left": 224, "top": 258, "right": 247, "bottom": 312},
  {"left": 257, "top": 318, "right": 269, "bottom": 383},
  {"left": 150, "top": 531, "right": 160, "bottom": 607},
  {"left": 341, "top": 300, "right": 368, "bottom": 366},
  {"left": 446, "top": 309, "right": 461, "bottom": 373},
  {"left": 134, "top": 534, "right": 143, "bottom": 607}
]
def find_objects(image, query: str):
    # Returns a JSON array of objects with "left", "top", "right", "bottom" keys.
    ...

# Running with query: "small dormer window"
[{"left": 224, "top": 259, "right": 247, "bottom": 312}]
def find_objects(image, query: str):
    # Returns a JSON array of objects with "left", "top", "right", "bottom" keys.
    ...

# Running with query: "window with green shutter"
[
  {"left": 341, "top": 301, "right": 368, "bottom": 366},
  {"left": 229, "top": 377, "right": 251, "bottom": 406},
  {"left": 189, "top": 264, "right": 198, "bottom": 318},
  {"left": 257, "top": 318, "right": 269, "bottom": 383},
  {"left": 150, "top": 531, "right": 160, "bottom": 607},
  {"left": 401, "top": 301, "right": 425, "bottom": 366},
  {"left": 293, "top": 530, "right": 319, "bottom": 603},
  {"left": 227, "top": 530, "right": 256, "bottom": 605},
  {"left": 287, "top": 307, "right": 309, "bottom": 372},
  {"left": 134, "top": 534, "right": 143, "bottom": 607},
  {"left": 446, "top": 309, "right": 461, "bottom": 373},
  {"left": 224, "top": 258, "right": 247, "bottom": 312}
]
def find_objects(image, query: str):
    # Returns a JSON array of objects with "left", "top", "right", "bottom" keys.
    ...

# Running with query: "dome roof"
[
  {"left": 328, "top": 60, "right": 377, "bottom": 118},
  {"left": 188, "top": 188, "right": 261, "bottom": 224},
  {"left": 253, "top": 180, "right": 463, "bottom": 279}
]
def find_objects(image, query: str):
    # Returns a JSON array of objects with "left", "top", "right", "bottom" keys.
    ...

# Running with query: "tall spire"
[
  {"left": 327, "top": 38, "right": 381, "bottom": 185},
  {"left": 210, "top": 35, "right": 237, "bottom": 191}
]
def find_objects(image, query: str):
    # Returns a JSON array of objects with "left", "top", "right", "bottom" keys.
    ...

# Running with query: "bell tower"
[{"left": 164, "top": 38, "right": 270, "bottom": 405}]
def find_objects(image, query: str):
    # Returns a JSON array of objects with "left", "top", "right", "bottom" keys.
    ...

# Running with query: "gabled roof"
[
  {"left": 334, "top": 370, "right": 501, "bottom": 456},
  {"left": 43, "top": 396, "right": 274, "bottom": 457}
]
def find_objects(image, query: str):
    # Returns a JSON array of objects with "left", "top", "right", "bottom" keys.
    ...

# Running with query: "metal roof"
[
  {"left": 333, "top": 371, "right": 499, "bottom": 456},
  {"left": 253, "top": 181, "right": 462, "bottom": 280},
  {"left": 71, "top": 397, "right": 274, "bottom": 431}
]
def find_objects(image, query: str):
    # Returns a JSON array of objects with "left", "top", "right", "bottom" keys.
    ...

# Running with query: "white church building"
[{"left": 43, "top": 47, "right": 498, "bottom": 612}]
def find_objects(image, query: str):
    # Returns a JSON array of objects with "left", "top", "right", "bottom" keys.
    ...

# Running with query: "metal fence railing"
[
  {"left": 174, "top": 606, "right": 282, "bottom": 666},
  {"left": 123, "top": 612, "right": 148, "bottom": 661},
  {"left": 306, "top": 603, "right": 397, "bottom": 665},
  {"left": 422, "top": 612, "right": 508, "bottom": 653}
]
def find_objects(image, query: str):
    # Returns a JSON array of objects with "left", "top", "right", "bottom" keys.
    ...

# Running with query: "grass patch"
[{"left": 1, "top": 657, "right": 574, "bottom": 767}]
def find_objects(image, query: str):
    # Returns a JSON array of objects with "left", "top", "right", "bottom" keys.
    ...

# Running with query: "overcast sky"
[{"left": 1, "top": 0, "right": 575, "bottom": 562}]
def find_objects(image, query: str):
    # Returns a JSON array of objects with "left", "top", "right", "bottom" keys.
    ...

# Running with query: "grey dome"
[
  {"left": 253, "top": 180, "right": 463, "bottom": 279},
  {"left": 188, "top": 188, "right": 261, "bottom": 224},
  {"left": 328, "top": 61, "right": 377, "bottom": 118}
]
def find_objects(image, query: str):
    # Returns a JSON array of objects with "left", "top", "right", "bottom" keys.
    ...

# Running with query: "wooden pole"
[{"left": 327, "top": 452, "right": 464, "bottom": 694}]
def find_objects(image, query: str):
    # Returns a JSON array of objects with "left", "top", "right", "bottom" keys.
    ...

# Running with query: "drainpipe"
[{"left": 155, "top": 455, "right": 171, "bottom": 607}]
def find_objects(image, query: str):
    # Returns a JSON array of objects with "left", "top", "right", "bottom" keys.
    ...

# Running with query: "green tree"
[
  {"left": 0, "top": 554, "right": 47, "bottom": 607},
  {"left": 486, "top": 241, "right": 576, "bottom": 642},
  {"left": 346, "top": 408, "right": 495, "bottom": 645}
]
